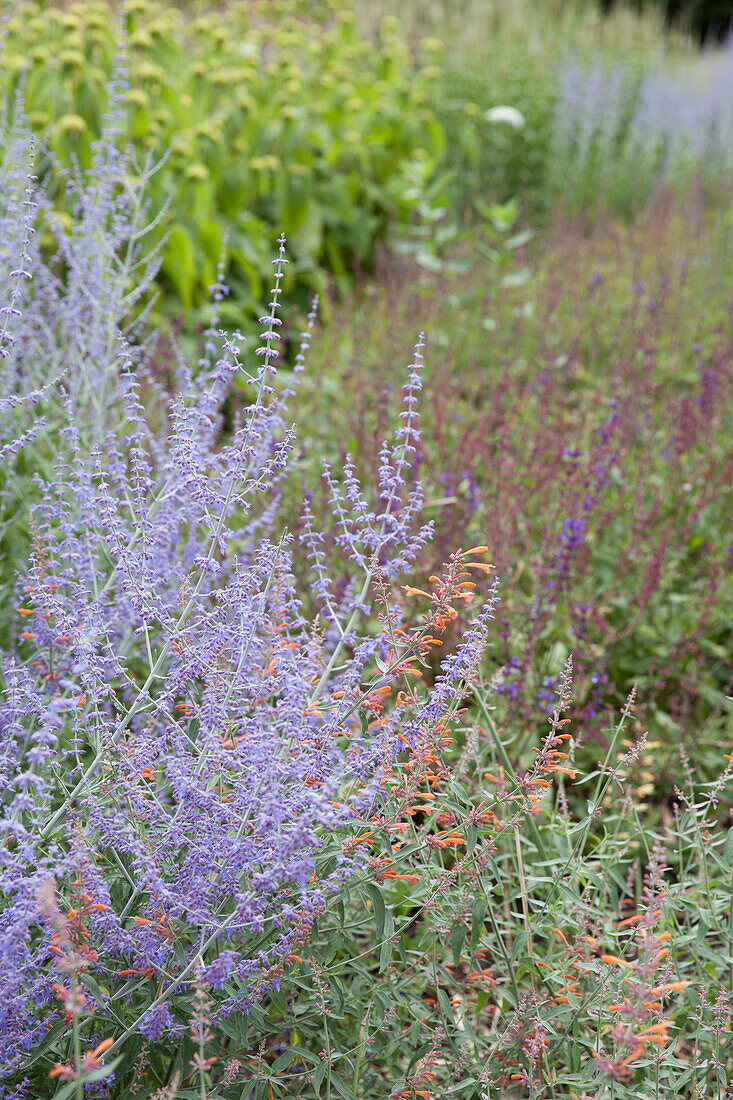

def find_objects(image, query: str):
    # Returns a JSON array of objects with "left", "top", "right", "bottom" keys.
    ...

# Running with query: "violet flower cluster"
[{"left": 0, "top": 109, "right": 497, "bottom": 1089}]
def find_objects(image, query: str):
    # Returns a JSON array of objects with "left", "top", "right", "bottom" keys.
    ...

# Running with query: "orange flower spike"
[
  {"left": 440, "top": 833, "right": 465, "bottom": 846},
  {"left": 403, "top": 586, "right": 432, "bottom": 599},
  {"left": 464, "top": 545, "right": 489, "bottom": 554},
  {"left": 49, "top": 1064, "right": 75, "bottom": 1081},
  {"left": 91, "top": 1038, "right": 114, "bottom": 1058},
  {"left": 601, "top": 954, "right": 633, "bottom": 968},
  {"left": 638, "top": 1034, "right": 669, "bottom": 1048},
  {"left": 616, "top": 914, "right": 643, "bottom": 928},
  {"left": 651, "top": 980, "right": 689, "bottom": 994},
  {"left": 637, "top": 1019, "right": 673, "bottom": 1032}
]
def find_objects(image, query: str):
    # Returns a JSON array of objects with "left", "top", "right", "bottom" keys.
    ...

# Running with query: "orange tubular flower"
[
  {"left": 383, "top": 871, "right": 419, "bottom": 884},
  {"left": 601, "top": 954, "right": 633, "bottom": 968},
  {"left": 49, "top": 1063, "right": 75, "bottom": 1081},
  {"left": 91, "top": 1038, "right": 114, "bottom": 1058},
  {"left": 649, "top": 980, "right": 689, "bottom": 995},
  {"left": 430, "top": 832, "right": 465, "bottom": 848}
]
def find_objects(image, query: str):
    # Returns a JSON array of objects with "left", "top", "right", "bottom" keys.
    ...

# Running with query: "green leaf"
[
  {"left": 501, "top": 266, "right": 531, "bottom": 288},
  {"left": 363, "top": 883, "right": 386, "bottom": 939},
  {"left": 330, "top": 1072, "right": 359, "bottom": 1100},
  {"left": 451, "top": 922, "right": 467, "bottom": 968},
  {"left": 162, "top": 226, "right": 197, "bottom": 309},
  {"left": 16, "top": 1019, "right": 68, "bottom": 1070},
  {"left": 437, "top": 987, "right": 454, "bottom": 1021},
  {"left": 272, "top": 1048, "right": 297, "bottom": 1073},
  {"left": 198, "top": 218, "right": 224, "bottom": 265},
  {"left": 379, "top": 924, "right": 394, "bottom": 972},
  {"left": 314, "top": 1057, "right": 328, "bottom": 1093},
  {"left": 470, "top": 896, "right": 488, "bottom": 951}
]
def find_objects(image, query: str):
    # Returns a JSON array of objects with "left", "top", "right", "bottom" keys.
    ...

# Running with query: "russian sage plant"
[
  {"left": 0, "top": 111, "right": 501, "bottom": 1095},
  {"left": 550, "top": 42, "right": 733, "bottom": 213}
]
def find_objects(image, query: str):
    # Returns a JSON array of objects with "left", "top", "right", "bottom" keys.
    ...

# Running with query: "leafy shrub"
[{"left": 1, "top": 0, "right": 445, "bottom": 330}]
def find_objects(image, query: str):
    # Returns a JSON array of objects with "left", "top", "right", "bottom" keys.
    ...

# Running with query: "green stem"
[
  {"left": 72, "top": 973, "right": 83, "bottom": 1100},
  {"left": 474, "top": 692, "right": 547, "bottom": 862}
]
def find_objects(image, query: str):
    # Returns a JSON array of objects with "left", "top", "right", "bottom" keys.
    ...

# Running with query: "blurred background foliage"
[
  {"left": 601, "top": 0, "right": 732, "bottom": 41},
  {"left": 2, "top": 0, "right": 446, "bottom": 332},
  {"left": 3, "top": 0, "right": 733, "bottom": 340}
]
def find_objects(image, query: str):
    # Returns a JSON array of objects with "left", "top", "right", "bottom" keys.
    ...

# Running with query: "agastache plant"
[{"left": 0, "top": 114, "right": 499, "bottom": 1092}]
